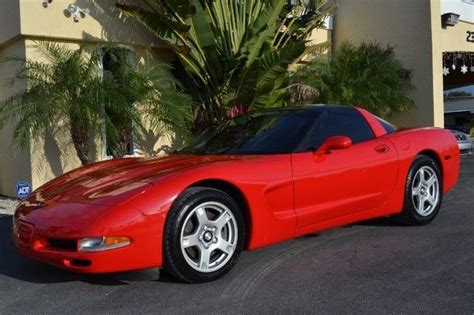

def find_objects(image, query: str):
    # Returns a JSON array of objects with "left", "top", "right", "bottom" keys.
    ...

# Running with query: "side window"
[
  {"left": 308, "top": 108, "right": 375, "bottom": 149},
  {"left": 375, "top": 116, "right": 397, "bottom": 133}
]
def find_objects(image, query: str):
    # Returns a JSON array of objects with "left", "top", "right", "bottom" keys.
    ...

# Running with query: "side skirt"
[{"left": 295, "top": 207, "right": 401, "bottom": 237}]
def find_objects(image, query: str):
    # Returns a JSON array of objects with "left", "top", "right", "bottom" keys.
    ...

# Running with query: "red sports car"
[{"left": 13, "top": 105, "right": 460, "bottom": 283}]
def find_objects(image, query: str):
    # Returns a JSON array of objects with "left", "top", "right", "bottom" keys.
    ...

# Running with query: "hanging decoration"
[
  {"left": 470, "top": 53, "right": 474, "bottom": 73},
  {"left": 443, "top": 66, "right": 450, "bottom": 76},
  {"left": 442, "top": 52, "right": 474, "bottom": 76},
  {"left": 443, "top": 52, "right": 449, "bottom": 76},
  {"left": 460, "top": 53, "right": 468, "bottom": 74}
]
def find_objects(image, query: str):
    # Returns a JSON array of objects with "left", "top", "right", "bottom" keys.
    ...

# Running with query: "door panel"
[{"left": 291, "top": 138, "right": 398, "bottom": 228}]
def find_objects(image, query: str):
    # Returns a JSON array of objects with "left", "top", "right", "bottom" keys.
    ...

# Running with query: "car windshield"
[{"left": 178, "top": 111, "right": 318, "bottom": 155}]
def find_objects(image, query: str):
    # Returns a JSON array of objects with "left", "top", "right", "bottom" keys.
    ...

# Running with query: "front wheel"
[
  {"left": 163, "top": 187, "right": 245, "bottom": 283},
  {"left": 398, "top": 155, "right": 443, "bottom": 225}
]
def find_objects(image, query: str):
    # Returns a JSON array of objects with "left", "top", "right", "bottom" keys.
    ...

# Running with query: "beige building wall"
[
  {"left": 430, "top": 0, "right": 444, "bottom": 128},
  {"left": 0, "top": 39, "right": 32, "bottom": 196},
  {"left": 19, "top": 0, "right": 163, "bottom": 47},
  {"left": 332, "top": 0, "right": 444, "bottom": 128},
  {"left": 0, "top": 1, "right": 172, "bottom": 196},
  {"left": 439, "top": 19, "right": 474, "bottom": 52},
  {"left": 24, "top": 40, "right": 174, "bottom": 190},
  {"left": 0, "top": 1, "right": 21, "bottom": 45},
  {"left": 308, "top": 28, "right": 332, "bottom": 53},
  {"left": 23, "top": 40, "right": 86, "bottom": 191}
]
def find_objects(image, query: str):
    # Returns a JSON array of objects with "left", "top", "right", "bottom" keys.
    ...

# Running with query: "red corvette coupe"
[{"left": 13, "top": 105, "right": 460, "bottom": 283}]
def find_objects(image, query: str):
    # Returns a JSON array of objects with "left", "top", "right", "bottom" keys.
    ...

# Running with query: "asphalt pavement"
[{"left": 1, "top": 157, "right": 473, "bottom": 314}]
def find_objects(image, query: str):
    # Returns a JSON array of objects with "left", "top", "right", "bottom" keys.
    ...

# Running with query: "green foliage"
[
  {"left": 0, "top": 42, "right": 192, "bottom": 164},
  {"left": 116, "top": 0, "right": 336, "bottom": 130},
  {"left": 290, "top": 41, "right": 415, "bottom": 117},
  {"left": 100, "top": 46, "right": 193, "bottom": 156}
]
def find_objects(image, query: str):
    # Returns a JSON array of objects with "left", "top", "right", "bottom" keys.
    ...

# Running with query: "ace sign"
[{"left": 16, "top": 180, "right": 32, "bottom": 200}]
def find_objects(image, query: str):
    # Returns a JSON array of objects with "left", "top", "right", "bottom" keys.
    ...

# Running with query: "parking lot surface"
[{"left": 0, "top": 157, "right": 473, "bottom": 314}]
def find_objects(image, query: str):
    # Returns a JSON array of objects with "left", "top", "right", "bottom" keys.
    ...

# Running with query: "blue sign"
[{"left": 16, "top": 180, "right": 32, "bottom": 200}]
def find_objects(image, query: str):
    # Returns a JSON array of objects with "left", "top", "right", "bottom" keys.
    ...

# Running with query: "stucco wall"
[
  {"left": 440, "top": 20, "right": 474, "bottom": 51},
  {"left": 0, "top": 1, "right": 174, "bottom": 196},
  {"left": 0, "top": 39, "right": 32, "bottom": 196},
  {"left": 19, "top": 0, "right": 164, "bottom": 47},
  {"left": 0, "top": 1, "right": 21, "bottom": 46},
  {"left": 22, "top": 40, "right": 174, "bottom": 191},
  {"left": 430, "top": 0, "right": 444, "bottom": 128},
  {"left": 332, "top": 0, "right": 443, "bottom": 128},
  {"left": 23, "top": 40, "right": 85, "bottom": 190},
  {"left": 308, "top": 28, "right": 331, "bottom": 51}
]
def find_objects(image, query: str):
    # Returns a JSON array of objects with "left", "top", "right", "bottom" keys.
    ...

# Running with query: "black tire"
[
  {"left": 397, "top": 155, "right": 443, "bottom": 226},
  {"left": 163, "top": 187, "right": 246, "bottom": 283}
]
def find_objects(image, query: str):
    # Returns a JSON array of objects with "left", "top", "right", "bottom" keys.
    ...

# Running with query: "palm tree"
[
  {"left": 289, "top": 42, "right": 415, "bottom": 117},
  {"left": 116, "top": 0, "right": 336, "bottom": 131},
  {"left": 100, "top": 46, "right": 193, "bottom": 157},
  {"left": 0, "top": 42, "right": 192, "bottom": 165}
]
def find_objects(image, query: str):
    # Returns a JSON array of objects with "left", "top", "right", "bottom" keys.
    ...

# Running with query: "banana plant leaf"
[{"left": 116, "top": 0, "right": 337, "bottom": 131}]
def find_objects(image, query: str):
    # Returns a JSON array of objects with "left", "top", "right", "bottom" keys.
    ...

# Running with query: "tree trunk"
[{"left": 70, "top": 119, "right": 91, "bottom": 165}]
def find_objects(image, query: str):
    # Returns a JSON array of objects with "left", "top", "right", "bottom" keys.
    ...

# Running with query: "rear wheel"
[
  {"left": 163, "top": 187, "right": 245, "bottom": 283},
  {"left": 398, "top": 155, "right": 443, "bottom": 225}
]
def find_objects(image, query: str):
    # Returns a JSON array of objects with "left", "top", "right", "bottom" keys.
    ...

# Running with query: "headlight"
[{"left": 78, "top": 236, "right": 131, "bottom": 252}]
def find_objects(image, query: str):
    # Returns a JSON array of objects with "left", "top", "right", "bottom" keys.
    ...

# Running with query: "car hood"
[{"left": 32, "top": 154, "right": 238, "bottom": 205}]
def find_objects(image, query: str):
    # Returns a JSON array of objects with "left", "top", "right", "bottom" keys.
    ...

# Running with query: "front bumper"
[
  {"left": 12, "top": 203, "right": 163, "bottom": 274},
  {"left": 14, "top": 230, "right": 148, "bottom": 273}
]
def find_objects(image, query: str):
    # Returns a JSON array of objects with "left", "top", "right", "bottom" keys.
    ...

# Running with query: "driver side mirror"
[{"left": 314, "top": 136, "right": 352, "bottom": 155}]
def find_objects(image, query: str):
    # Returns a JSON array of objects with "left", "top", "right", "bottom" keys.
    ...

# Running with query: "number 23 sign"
[{"left": 467, "top": 31, "right": 474, "bottom": 43}]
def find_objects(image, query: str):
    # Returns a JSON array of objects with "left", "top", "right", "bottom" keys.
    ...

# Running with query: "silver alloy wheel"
[
  {"left": 180, "top": 201, "right": 238, "bottom": 273},
  {"left": 411, "top": 166, "right": 440, "bottom": 216}
]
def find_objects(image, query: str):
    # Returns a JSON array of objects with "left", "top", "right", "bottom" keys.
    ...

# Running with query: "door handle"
[{"left": 375, "top": 144, "right": 390, "bottom": 153}]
